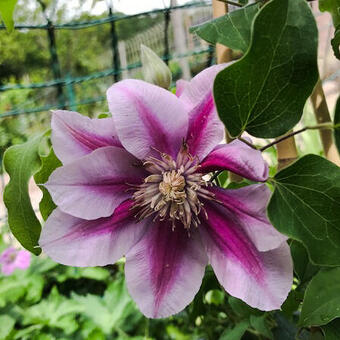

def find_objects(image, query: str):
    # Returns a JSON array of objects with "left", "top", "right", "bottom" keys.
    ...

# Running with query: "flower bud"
[{"left": 140, "top": 44, "right": 172, "bottom": 89}]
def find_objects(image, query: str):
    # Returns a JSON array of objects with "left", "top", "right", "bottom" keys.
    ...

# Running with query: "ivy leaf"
[
  {"left": 331, "top": 25, "right": 340, "bottom": 60},
  {"left": 214, "top": 0, "right": 318, "bottom": 138},
  {"left": 319, "top": 0, "right": 340, "bottom": 26},
  {"left": 3, "top": 134, "right": 44, "bottom": 255},
  {"left": 321, "top": 319, "right": 340, "bottom": 340},
  {"left": 190, "top": 4, "right": 260, "bottom": 53},
  {"left": 34, "top": 147, "right": 62, "bottom": 220},
  {"left": 300, "top": 268, "right": 340, "bottom": 326},
  {"left": 334, "top": 95, "right": 340, "bottom": 153},
  {"left": 268, "top": 154, "right": 340, "bottom": 266},
  {"left": 0, "top": 0, "right": 18, "bottom": 32}
]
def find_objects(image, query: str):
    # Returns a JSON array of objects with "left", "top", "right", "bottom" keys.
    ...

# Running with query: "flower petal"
[
  {"left": 46, "top": 146, "right": 146, "bottom": 219},
  {"left": 1, "top": 263, "right": 16, "bottom": 276},
  {"left": 209, "top": 184, "right": 286, "bottom": 251},
  {"left": 39, "top": 200, "right": 149, "bottom": 267},
  {"left": 51, "top": 110, "right": 122, "bottom": 164},
  {"left": 200, "top": 140, "right": 269, "bottom": 182},
  {"left": 107, "top": 79, "right": 188, "bottom": 160},
  {"left": 200, "top": 201, "right": 293, "bottom": 311},
  {"left": 14, "top": 250, "right": 31, "bottom": 270},
  {"left": 125, "top": 221, "right": 207, "bottom": 318},
  {"left": 175, "top": 79, "right": 189, "bottom": 97},
  {"left": 179, "top": 64, "right": 229, "bottom": 159}
]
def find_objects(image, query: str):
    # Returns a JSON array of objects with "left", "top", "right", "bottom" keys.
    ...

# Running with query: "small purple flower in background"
[
  {"left": 39, "top": 64, "right": 293, "bottom": 318},
  {"left": 0, "top": 247, "right": 31, "bottom": 275}
]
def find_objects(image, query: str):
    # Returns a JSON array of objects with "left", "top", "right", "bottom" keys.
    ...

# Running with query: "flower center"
[
  {"left": 131, "top": 144, "right": 214, "bottom": 230},
  {"left": 159, "top": 171, "right": 186, "bottom": 202}
]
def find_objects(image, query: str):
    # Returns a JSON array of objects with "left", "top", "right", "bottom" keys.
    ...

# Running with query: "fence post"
[
  {"left": 163, "top": 8, "right": 171, "bottom": 65},
  {"left": 109, "top": 7, "right": 120, "bottom": 83},
  {"left": 65, "top": 73, "right": 77, "bottom": 112},
  {"left": 46, "top": 19, "right": 65, "bottom": 109}
]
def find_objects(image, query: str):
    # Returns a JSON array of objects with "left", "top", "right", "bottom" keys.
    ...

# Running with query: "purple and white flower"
[
  {"left": 39, "top": 64, "right": 293, "bottom": 318},
  {"left": 0, "top": 247, "right": 31, "bottom": 275}
]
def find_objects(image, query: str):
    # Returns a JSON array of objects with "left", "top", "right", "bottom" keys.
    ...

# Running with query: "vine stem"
[
  {"left": 237, "top": 136, "right": 258, "bottom": 149},
  {"left": 260, "top": 123, "right": 334, "bottom": 152}
]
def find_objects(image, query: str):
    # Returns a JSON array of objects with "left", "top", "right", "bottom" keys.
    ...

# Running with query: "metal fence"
[{"left": 0, "top": 1, "right": 214, "bottom": 118}]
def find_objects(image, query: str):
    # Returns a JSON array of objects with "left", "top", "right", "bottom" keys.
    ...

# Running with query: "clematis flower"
[
  {"left": 39, "top": 64, "right": 293, "bottom": 318},
  {"left": 0, "top": 247, "right": 31, "bottom": 275}
]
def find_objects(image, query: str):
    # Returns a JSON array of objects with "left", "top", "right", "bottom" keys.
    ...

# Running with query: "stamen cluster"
[{"left": 132, "top": 145, "right": 214, "bottom": 230}]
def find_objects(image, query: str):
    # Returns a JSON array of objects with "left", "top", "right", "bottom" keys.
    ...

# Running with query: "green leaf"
[
  {"left": 331, "top": 25, "right": 340, "bottom": 60},
  {"left": 250, "top": 314, "right": 273, "bottom": 339},
  {"left": 0, "top": 0, "right": 18, "bottom": 32},
  {"left": 290, "top": 240, "right": 319, "bottom": 284},
  {"left": 34, "top": 147, "right": 62, "bottom": 220},
  {"left": 3, "top": 134, "right": 45, "bottom": 255},
  {"left": 272, "top": 313, "right": 298, "bottom": 340},
  {"left": 72, "top": 277, "right": 141, "bottom": 335},
  {"left": 281, "top": 290, "right": 302, "bottom": 317},
  {"left": 214, "top": 0, "right": 318, "bottom": 138},
  {"left": 319, "top": 0, "right": 340, "bottom": 26},
  {"left": 300, "top": 268, "right": 340, "bottom": 326},
  {"left": 321, "top": 319, "right": 340, "bottom": 340},
  {"left": 268, "top": 154, "right": 340, "bottom": 266},
  {"left": 190, "top": 4, "right": 260, "bottom": 53},
  {"left": 219, "top": 320, "right": 249, "bottom": 340},
  {"left": 334, "top": 95, "right": 340, "bottom": 153},
  {"left": 0, "top": 315, "right": 15, "bottom": 339},
  {"left": 228, "top": 296, "right": 262, "bottom": 318}
]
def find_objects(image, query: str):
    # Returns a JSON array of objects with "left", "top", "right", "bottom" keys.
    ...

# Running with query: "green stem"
[{"left": 260, "top": 123, "right": 334, "bottom": 152}]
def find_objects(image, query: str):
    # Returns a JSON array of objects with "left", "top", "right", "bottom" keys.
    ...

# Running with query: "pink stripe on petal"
[
  {"left": 51, "top": 110, "right": 122, "bottom": 164},
  {"left": 107, "top": 79, "right": 188, "bottom": 160},
  {"left": 46, "top": 146, "right": 146, "bottom": 220},
  {"left": 209, "top": 184, "right": 287, "bottom": 251},
  {"left": 200, "top": 140, "right": 269, "bottom": 182},
  {"left": 39, "top": 201, "right": 149, "bottom": 267},
  {"left": 179, "top": 64, "right": 229, "bottom": 159},
  {"left": 201, "top": 201, "right": 292, "bottom": 311},
  {"left": 125, "top": 221, "right": 207, "bottom": 318}
]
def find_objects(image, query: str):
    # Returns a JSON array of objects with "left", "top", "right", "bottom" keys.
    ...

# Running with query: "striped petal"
[
  {"left": 125, "top": 221, "right": 207, "bottom": 318},
  {"left": 39, "top": 200, "right": 149, "bottom": 267},
  {"left": 51, "top": 110, "right": 122, "bottom": 164},
  {"left": 46, "top": 146, "right": 146, "bottom": 220},
  {"left": 107, "top": 79, "right": 188, "bottom": 160}
]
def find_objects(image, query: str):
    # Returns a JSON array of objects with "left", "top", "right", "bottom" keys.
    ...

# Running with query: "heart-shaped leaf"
[{"left": 214, "top": 0, "right": 318, "bottom": 138}]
